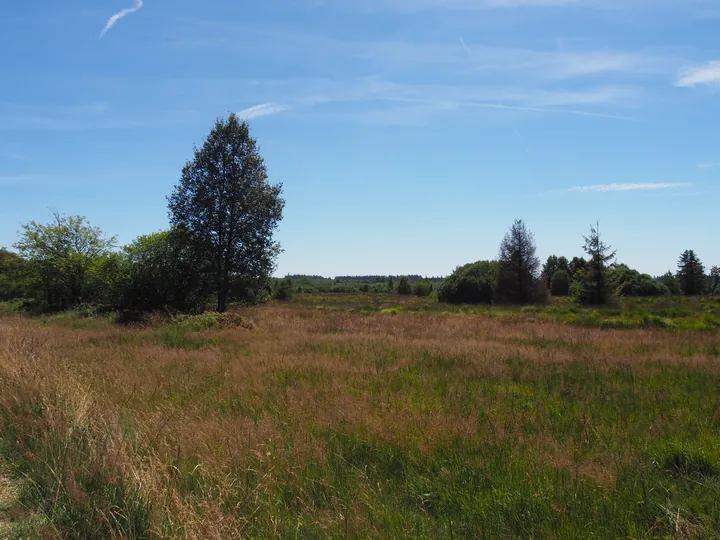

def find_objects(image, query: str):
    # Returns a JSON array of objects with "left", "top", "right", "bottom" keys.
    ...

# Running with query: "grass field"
[{"left": 1, "top": 296, "right": 720, "bottom": 538}]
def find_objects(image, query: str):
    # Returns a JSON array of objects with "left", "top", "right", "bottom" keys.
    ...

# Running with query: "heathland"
[{"left": 1, "top": 294, "right": 720, "bottom": 538}]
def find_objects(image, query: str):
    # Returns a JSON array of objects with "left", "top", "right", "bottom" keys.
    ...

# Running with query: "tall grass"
[{"left": 1, "top": 302, "right": 719, "bottom": 537}]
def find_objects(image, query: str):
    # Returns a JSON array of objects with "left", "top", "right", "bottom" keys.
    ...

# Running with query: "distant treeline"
[
  {"left": 1, "top": 114, "right": 717, "bottom": 315},
  {"left": 281, "top": 275, "right": 443, "bottom": 295},
  {"left": 275, "top": 221, "right": 718, "bottom": 307}
]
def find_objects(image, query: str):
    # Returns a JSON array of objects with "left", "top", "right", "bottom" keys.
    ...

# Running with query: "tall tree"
[
  {"left": 496, "top": 219, "right": 543, "bottom": 304},
  {"left": 14, "top": 213, "right": 116, "bottom": 310},
  {"left": 576, "top": 222, "right": 616, "bottom": 305},
  {"left": 676, "top": 250, "right": 705, "bottom": 295},
  {"left": 168, "top": 114, "right": 285, "bottom": 312}
]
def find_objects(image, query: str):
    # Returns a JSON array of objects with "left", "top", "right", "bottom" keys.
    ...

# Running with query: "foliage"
[
  {"left": 273, "top": 277, "right": 295, "bottom": 300},
  {"left": 658, "top": 271, "right": 682, "bottom": 296},
  {"left": 677, "top": 250, "right": 706, "bottom": 296},
  {"left": 438, "top": 261, "right": 498, "bottom": 304},
  {"left": 168, "top": 114, "right": 284, "bottom": 312},
  {"left": 283, "top": 275, "right": 443, "bottom": 295},
  {"left": 609, "top": 265, "right": 670, "bottom": 298},
  {"left": 711, "top": 267, "right": 720, "bottom": 295},
  {"left": 568, "top": 256, "right": 588, "bottom": 280},
  {"left": 550, "top": 269, "right": 571, "bottom": 297},
  {"left": 413, "top": 279, "right": 433, "bottom": 297},
  {"left": 85, "top": 252, "right": 129, "bottom": 309},
  {"left": 0, "top": 248, "right": 32, "bottom": 301},
  {"left": 396, "top": 276, "right": 413, "bottom": 295},
  {"left": 13, "top": 213, "right": 117, "bottom": 311},
  {"left": 496, "top": 220, "right": 544, "bottom": 304},
  {"left": 124, "top": 229, "right": 207, "bottom": 312},
  {"left": 542, "top": 255, "right": 569, "bottom": 288},
  {"left": 575, "top": 222, "right": 616, "bottom": 306}
]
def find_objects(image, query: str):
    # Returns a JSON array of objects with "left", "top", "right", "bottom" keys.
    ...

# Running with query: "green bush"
[
  {"left": 274, "top": 277, "right": 294, "bottom": 300},
  {"left": 550, "top": 270, "right": 570, "bottom": 297},
  {"left": 413, "top": 280, "right": 433, "bottom": 297},
  {"left": 438, "top": 261, "right": 498, "bottom": 304},
  {"left": 610, "top": 265, "right": 670, "bottom": 298},
  {"left": 397, "top": 277, "right": 413, "bottom": 296}
]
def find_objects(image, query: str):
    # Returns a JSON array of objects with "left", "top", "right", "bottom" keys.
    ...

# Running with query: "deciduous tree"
[
  {"left": 14, "top": 213, "right": 116, "bottom": 310},
  {"left": 168, "top": 114, "right": 284, "bottom": 312}
]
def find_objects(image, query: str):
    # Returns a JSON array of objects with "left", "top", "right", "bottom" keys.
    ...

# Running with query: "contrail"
[
  {"left": 100, "top": 0, "right": 144, "bottom": 38},
  {"left": 459, "top": 35, "right": 471, "bottom": 56}
]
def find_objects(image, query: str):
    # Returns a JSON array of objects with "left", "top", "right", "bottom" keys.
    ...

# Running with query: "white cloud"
[
  {"left": 100, "top": 0, "right": 144, "bottom": 38},
  {"left": 568, "top": 182, "right": 689, "bottom": 192},
  {"left": 349, "top": 41, "right": 662, "bottom": 80},
  {"left": 382, "top": 96, "right": 633, "bottom": 119},
  {"left": 675, "top": 61, "right": 720, "bottom": 87},
  {"left": 697, "top": 162, "right": 720, "bottom": 169},
  {"left": 237, "top": 103, "right": 292, "bottom": 119}
]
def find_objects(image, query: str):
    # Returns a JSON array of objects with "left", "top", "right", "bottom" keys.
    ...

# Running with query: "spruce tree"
[
  {"left": 676, "top": 250, "right": 705, "bottom": 295},
  {"left": 496, "top": 219, "right": 543, "bottom": 304},
  {"left": 576, "top": 222, "right": 616, "bottom": 305}
]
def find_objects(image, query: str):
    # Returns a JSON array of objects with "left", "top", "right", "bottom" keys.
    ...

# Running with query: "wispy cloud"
[
  {"left": 382, "top": 97, "right": 634, "bottom": 119},
  {"left": 697, "top": 162, "right": 720, "bottom": 169},
  {"left": 346, "top": 41, "right": 666, "bottom": 80},
  {"left": 458, "top": 36, "right": 471, "bottom": 56},
  {"left": 568, "top": 182, "right": 689, "bottom": 192},
  {"left": 237, "top": 103, "right": 292, "bottom": 120},
  {"left": 100, "top": 0, "right": 144, "bottom": 38},
  {"left": 675, "top": 61, "right": 720, "bottom": 88}
]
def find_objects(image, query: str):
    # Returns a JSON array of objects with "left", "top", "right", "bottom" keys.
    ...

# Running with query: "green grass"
[
  {"left": 2, "top": 296, "right": 720, "bottom": 537},
  {"left": 282, "top": 293, "right": 720, "bottom": 332}
]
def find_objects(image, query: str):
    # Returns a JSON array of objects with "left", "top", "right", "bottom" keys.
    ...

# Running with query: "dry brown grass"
[{"left": 0, "top": 307, "right": 718, "bottom": 537}]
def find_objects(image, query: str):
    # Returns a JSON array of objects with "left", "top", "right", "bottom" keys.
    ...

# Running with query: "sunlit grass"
[{"left": 1, "top": 297, "right": 719, "bottom": 537}]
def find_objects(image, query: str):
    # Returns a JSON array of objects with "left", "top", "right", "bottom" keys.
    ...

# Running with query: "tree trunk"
[{"left": 217, "top": 277, "right": 227, "bottom": 313}]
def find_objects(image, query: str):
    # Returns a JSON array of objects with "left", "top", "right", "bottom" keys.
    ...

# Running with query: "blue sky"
[{"left": 1, "top": 0, "right": 718, "bottom": 277}]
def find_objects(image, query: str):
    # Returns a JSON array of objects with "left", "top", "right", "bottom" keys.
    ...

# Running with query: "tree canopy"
[
  {"left": 438, "top": 261, "right": 498, "bottom": 304},
  {"left": 168, "top": 114, "right": 285, "bottom": 312},
  {"left": 13, "top": 213, "right": 116, "bottom": 311}
]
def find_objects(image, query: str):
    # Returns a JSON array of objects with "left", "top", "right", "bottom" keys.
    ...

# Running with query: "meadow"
[{"left": 1, "top": 295, "right": 720, "bottom": 538}]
